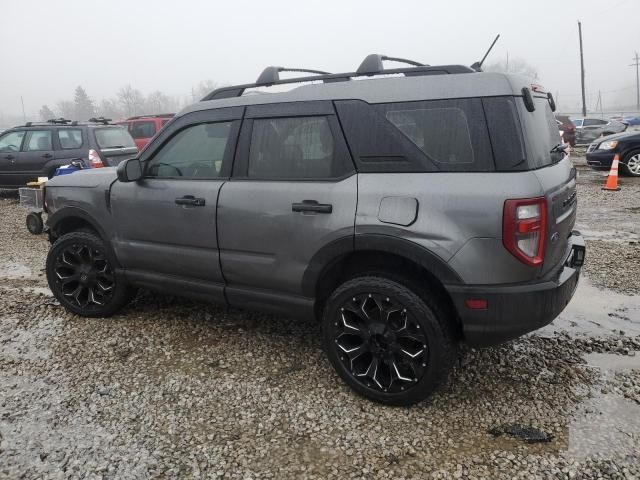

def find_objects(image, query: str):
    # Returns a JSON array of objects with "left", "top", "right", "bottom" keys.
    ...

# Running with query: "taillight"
[
  {"left": 88, "top": 149, "right": 104, "bottom": 168},
  {"left": 502, "top": 197, "right": 547, "bottom": 266}
]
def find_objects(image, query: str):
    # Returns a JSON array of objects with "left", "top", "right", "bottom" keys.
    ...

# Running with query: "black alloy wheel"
[
  {"left": 332, "top": 293, "right": 428, "bottom": 394},
  {"left": 46, "top": 232, "right": 134, "bottom": 317},
  {"left": 323, "top": 276, "right": 456, "bottom": 406}
]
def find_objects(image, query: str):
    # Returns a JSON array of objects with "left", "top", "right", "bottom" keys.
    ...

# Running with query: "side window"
[
  {"left": 0, "top": 131, "right": 26, "bottom": 152},
  {"left": 146, "top": 122, "right": 233, "bottom": 179},
  {"left": 57, "top": 129, "right": 83, "bottom": 149},
  {"left": 24, "top": 130, "right": 53, "bottom": 151},
  {"left": 483, "top": 96, "right": 527, "bottom": 171},
  {"left": 583, "top": 119, "right": 604, "bottom": 127},
  {"left": 572, "top": 119, "right": 583, "bottom": 127},
  {"left": 385, "top": 107, "right": 474, "bottom": 165},
  {"left": 248, "top": 116, "right": 337, "bottom": 179},
  {"left": 130, "top": 121, "right": 156, "bottom": 139}
]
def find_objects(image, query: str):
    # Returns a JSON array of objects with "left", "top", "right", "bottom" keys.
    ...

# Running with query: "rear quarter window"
[
  {"left": 516, "top": 97, "right": 562, "bottom": 169},
  {"left": 335, "top": 99, "right": 494, "bottom": 172},
  {"left": 482, "top": 97, "right": 527, "bottom": 171}
]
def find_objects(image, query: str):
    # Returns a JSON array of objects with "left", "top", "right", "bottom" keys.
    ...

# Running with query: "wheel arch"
[
  {"left": 48, "top": 207, "right": 107, "bottom": 242},
  {"left": 304, "top": 235, "right": 463, "bottom": 334}
]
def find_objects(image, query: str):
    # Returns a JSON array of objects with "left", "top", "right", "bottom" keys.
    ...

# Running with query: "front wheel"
[
  {"left": 46, "top": 231, "right": 133, "bottom": 317},
  {"left": 322, "top": 276, "right": 457, "bottom": 406},
  {"left": 623, "top": 150, "right": 640, "bottom": 177}
]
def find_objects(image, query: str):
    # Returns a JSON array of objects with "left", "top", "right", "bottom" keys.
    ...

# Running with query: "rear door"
[
  {"left": 217, "top": 101, "right": 357, "bottom": 304},
  {"left": 110, "top": 108, "right": 242, "bottom": 302},
  {"left": 92, "top": 126, "right": 138, "bottom": 166}
]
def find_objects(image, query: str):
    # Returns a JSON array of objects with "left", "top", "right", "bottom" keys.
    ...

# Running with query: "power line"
[{"left": 631, "top": 52, "right": 640, "bottom": 111}]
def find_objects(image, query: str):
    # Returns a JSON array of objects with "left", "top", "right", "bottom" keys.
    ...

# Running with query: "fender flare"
[
  {"left": 47, "top": 207, "right": 109, "bottom": 241},
  {"left": 301, "top": 234, "right": 462, "bottom": 297}
]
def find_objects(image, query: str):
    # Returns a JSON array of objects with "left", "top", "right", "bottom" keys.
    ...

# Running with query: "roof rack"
[
  {"left": 88, "top": 117, "right": 112, "bottom": 125},
  {"left": 125, "top": 113, "right": 174, "bottom": 120},
  {"left": 202, "top": 54, "right": 475, "bottom": 101},
  {"left": 24, "top": 118, "right": 77, "bottom": 127}
]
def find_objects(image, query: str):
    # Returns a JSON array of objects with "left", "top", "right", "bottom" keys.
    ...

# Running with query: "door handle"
[
  {"left": 42, "top": 153, "right": 53, "bottom": 159},
  {"left": 175, "top": 195, "right": 205, "bottom": 207},
  {"left": 292, "top": 200, "right": 332, "bottom": 214}
]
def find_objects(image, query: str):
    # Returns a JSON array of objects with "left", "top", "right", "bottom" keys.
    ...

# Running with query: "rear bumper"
[{"left": 447, "top": 232, "right": 585, "bottom": 347}]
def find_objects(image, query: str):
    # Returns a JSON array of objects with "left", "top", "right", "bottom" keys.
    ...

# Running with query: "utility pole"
[
  {"left": 578, "top": 21, "right": 587, "bottom": 116},
  {"left": 20, "top": 96, "right": 26, "bottom": 123},
  {"left": 631, "top": 52, "right": 640, "bottom": 112}
]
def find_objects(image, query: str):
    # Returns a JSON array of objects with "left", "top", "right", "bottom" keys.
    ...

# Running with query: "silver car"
[
  {"left": 43, "top": 56, "right": 585, "bottom": 405},
  {"left": 571, "top": 117, "right": 627, "bottom": 145}
]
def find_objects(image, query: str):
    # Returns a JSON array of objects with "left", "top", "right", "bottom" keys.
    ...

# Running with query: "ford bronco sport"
[{"left": 43, "top": 55, "right": 585, "bottom": 405}]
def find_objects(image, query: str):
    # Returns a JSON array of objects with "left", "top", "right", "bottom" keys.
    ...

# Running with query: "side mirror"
[{"left": 117, "top": 158, "right": 142, "bottom": 182}]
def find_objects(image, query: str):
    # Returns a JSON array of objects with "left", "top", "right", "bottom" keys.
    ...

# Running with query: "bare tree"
[
  {"left": 39, "top": 105, "right": 56, "bottom": 121},
  {"left": 96, "top": 98, "right": 122, "bottom": 120},
  {"left": 117, "top": 85, "right": 145, "bottom": 117},
  {"left": 145, "top": 91, "right": 177, "bottom": 114},
  {"left": 56, "top": 100, "right": 75, "bottom": 120},
  {"left": 193, "top": 80, "right": 219, "bottom": 101},
  {"left": 484, "top": 58, "right": 539, "bottom": 80}
]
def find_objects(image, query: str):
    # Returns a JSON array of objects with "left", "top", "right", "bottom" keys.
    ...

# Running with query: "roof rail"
[
  {"left": 125, "top": 113, "right": 174, "bottom": 120},
  {"left": 48, "top": 117, "right": 73, "bottom": 125},
  {"left": 202, "top": 54, "right": 476, "bottom": 101}
]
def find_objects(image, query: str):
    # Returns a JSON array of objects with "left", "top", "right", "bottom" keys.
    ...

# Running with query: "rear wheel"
[
  {"left": 46, "top": 231, "right": 133, "bottom": 317},
  {"left": 26, "top": 212, "right": 43, "bottom": 235},
  {"left": 623, "top": 150, "right": 640, "bottom": 177},
  {"left": 322, "top": 276, "right": 456, "bottom": 406}
]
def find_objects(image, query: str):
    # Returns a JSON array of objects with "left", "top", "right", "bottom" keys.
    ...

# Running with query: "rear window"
[
  {"left": 94, "top": 127, "right": 136, "bottom": 149},
  {"left": 516, "top": 97, "right": 563, "bottom": 169},
  {"left": 130, "top": 121, "right": 156, "bottom": 139}
]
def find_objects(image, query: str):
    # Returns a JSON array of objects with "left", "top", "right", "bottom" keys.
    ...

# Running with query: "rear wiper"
[{"left": 550, "top": 143, "right": 566, "bottom": 154}]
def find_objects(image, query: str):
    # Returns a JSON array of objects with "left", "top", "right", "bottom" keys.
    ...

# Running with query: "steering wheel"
[
  {"left": 150, "top": 162, "right": 183, "bottom": 177},
  {"left": 5, "top": 144, "right": 18, "bottom": 152}
]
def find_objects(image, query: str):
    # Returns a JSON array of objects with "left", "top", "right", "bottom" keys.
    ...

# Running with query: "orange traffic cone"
[{"left": 602, "top": 154, "right": 621, "bottom": 191}]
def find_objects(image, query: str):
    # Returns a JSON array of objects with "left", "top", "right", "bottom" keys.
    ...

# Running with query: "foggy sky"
[{"left": 1, "top": 0, "right": 639, "bottom": 119}]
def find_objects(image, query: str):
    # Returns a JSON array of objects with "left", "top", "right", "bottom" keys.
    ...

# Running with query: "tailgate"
[{"left": 534, "top": 156, "right": 577, "bottom": 276}]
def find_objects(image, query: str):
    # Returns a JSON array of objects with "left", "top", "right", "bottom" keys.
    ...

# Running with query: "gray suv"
[{"left": 43, "top": 56, "right": 585, "bottom": 405}]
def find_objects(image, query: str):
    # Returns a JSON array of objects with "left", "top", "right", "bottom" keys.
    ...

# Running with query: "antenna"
[{"left": 471, "top": 34, "right": 500, "bottom": 71}]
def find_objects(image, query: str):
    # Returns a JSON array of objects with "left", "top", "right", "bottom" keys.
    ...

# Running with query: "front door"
[
  {"left": 19, "top": 129, "right": 55, "bottom": 181},
  {"left": 0, "top": 131, "right": 26, "bottom": 187},
  {"left": 217, "top": 102, "right": 357, "bottom": 306},
  {"left": 109, "top": 108, "right": 242, "bottom": 301}
]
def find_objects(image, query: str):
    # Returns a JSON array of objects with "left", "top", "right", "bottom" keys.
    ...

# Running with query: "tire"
[
  {"left": 322, "top": 275, "right": 457, "bottom": 406},
  {"left": 26, "top": 212, "right": 44, "bottom": 235},
  {"left": 622, "top": 150, "right": 640, "bottom": 177},
  {"left": 46, "top": 231, "right": 133, "bottom": 317}
]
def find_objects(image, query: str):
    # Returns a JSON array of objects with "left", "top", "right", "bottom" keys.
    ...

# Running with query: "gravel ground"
[{"left": 1, "top": 168, "right": 640, "bottom": 479}]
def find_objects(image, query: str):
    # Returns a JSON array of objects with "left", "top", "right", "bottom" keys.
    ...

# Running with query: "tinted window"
[
  {"left": 24, "top": 130, "right": 52, "bottom": 151},
  {"left": 248, "top": 116, "right": 337, "bottom": 178},
  {"left": 483, "top": 96, "right": 527, "bottom": 171},
  {"left": 385, "top": 107, "right": 474, "bottom": 165},
  {"left": 0, "top": 131, "right": 25, "bottom": 152},
  {"left": 583, "top": 119, "right": 604, "bottom": 127},
  {"left": 130, "top": 121, "right": 156, "bottom": 139},
  {"left": 94, "top": 128, "right": 136, "bottom": 149},
  {"left": 517, "top": 97, "right": 562, "bottom": 169},
  {"left": 57, "top": 129, "right": 83, "bottom": 149},
  {"left": 146, "top": 122, "right": 232, "bottom": 178}
]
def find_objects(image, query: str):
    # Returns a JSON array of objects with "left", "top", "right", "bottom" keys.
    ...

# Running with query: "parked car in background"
[
  {"left": 43, "top": 57, "right": 584, "bottom": 405},
  {"left": 571, "top": 117, "right": 627, "bottom": 145},
  {"left": 586, "top": 130, "right": 640, "bottom": 176},
  {"left": 555, "top": 115, "right": 576, "bottom": 146},
  {"left": 116, "top": 114, "right": 173, "bottom": 150},
  {"left": 623, "top": 115, "right": 640, "bottom": 126},
  {"left": 0, "top": 118, "right": 137, "bottom": 188}
]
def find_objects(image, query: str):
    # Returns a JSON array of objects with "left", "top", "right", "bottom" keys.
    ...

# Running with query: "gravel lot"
[{"left": 1, "top": 161, "right": 639, "bottom": 479}]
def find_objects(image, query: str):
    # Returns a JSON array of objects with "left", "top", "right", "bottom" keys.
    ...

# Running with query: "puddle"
[
  {"left": 567, "top": 352, "right": 640, "bottom": 460},
  {"left": 546, "top": 277, "right": 640, "bottom": 336},
  {"left": 0, "top": 261, "right": 32, "bottom": 280}
]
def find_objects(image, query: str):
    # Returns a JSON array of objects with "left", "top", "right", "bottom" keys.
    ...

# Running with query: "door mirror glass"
[{"left": 117, "top": 158, "right": 142, "bottom": 182}]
